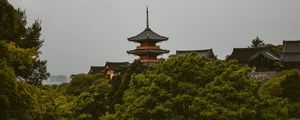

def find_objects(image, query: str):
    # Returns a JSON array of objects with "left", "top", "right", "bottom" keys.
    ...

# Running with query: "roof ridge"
[
  {"left": 176, "top": 49, "right": 212, "bottom": 52},
  {"left": 106, "top": 61, "right": 129, "bottom": 63},
  {"left": 283, "top": 40, "right": 300, "bottom": 42}
]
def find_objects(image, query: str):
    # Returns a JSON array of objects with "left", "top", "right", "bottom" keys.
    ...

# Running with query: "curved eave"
[
  {"left": 127, "top": 28, "right": 169, "bottom": 43},
  {"left": 127, "top": 49, "right": 169, "bottom": 55},
  {"left": 128, "top": 38, "right": 168, "bottom": 43}
]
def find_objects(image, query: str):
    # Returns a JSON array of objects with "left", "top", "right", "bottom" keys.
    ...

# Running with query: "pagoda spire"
[
  {"left": 127, "top": 6, "right": 169, "bottom": 64},
  {"left": 146, "top": 6, "right": 149, "bottom": 28}
]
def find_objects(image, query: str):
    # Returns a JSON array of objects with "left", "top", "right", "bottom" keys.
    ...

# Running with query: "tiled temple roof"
[
  {"left": 282, "top": 40, "right": 300, "bottom": 62},
  {"left": 88, "top": 66, "right": 105, "bottom": 74},
  {"left": 128, "top": 28, "right": 168, "bottom": 42},
  {"left": 176, "top": 49, "right": 215, "bottom": 58},
  {"left": 229, "top": 48, "right": 279, "bottom": 63}
]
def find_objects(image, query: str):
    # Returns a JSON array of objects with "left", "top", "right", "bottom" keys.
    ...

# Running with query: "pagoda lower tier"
[
  {"left": 127, "top": 49, "right": 169, "bottom": 63},
  {"left": 127, "top": 49, "right": 169, "bottom": 55}
]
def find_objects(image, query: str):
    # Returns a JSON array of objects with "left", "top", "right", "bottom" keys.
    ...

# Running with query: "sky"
[{"left": 9, "top": 0, "right": 300, "bottom": 77}]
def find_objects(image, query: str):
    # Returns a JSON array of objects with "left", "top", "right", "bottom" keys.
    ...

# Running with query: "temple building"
[
  {"left": 228, "top": 48, "right": 279, "bottom": 71},
  {"left": 127, "top": 7, "right": 169, "bottom": 64},
  {"left": 88, "top": 62, "right": 129, "bottom": 80},
  {"left": 104, "top": 62, "right": 129, "bottom": 80},
  {"left": 281, "top": 40, "right": 300, "bottom": 69},
  {"left": 176, "top": 49, "right": 215, "bottom": 59}
]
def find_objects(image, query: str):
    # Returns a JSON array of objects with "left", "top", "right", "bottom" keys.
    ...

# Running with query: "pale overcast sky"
[{"left": 9, "top": 0, "right": 300, "bottom": 77}]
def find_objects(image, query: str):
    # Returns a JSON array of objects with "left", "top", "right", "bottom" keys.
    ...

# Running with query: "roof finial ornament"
[{"left": 146, "top": 6, "right": 149, "bottom": 28}]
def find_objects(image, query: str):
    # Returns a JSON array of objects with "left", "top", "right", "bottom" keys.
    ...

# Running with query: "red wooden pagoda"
[{"left": 127, "top": 7, "right": 169, "bottom": 64}]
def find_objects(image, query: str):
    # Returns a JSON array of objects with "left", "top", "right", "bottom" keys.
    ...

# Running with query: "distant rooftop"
[
  {"left": 105, "top": 62, "right": 129, "bottom": 72},
  {"left": 229, "top": 48, "right": 279, "bottom": 63},
  {"left": 282, "top": 40, "right": 300, "bottom": 62},
  {"left": 88, "top": 66, "right": 104, "bottom": 74},
  {"left": 176, "top": 49, "right": 215, "bottom": 59}
]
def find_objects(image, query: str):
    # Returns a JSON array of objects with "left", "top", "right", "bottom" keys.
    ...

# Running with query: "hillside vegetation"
[
  {"left": 1, "top": 0, "right": 300, "bottom": 119},
  {"left": 2, "top": 51, "right": 300, "bottom": 119}
]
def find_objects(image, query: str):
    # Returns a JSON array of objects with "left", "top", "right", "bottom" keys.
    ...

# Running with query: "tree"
[
  {"left": 250, "top": 36, "right": 265, "bottom": 48},
  {"left": 107, "top": 59, "right": 148, "bottom": 112},
  {"left": 0, "top": 41, "right": 38, "bottom": 119},
  {"left": 66, "top": 74, "right": 103, "bottom": 96},
  {"left": 63, "top": 74, "right": 112, "bottom": 119},
  {"left": 103, "top": 54, "right": 265, "bottom": 119},
  {"left": 0, "top": 0, "right": 49, "bottom": 85},
  {"left": 259, "top": 70, "right": 300, "bottom": 119}
]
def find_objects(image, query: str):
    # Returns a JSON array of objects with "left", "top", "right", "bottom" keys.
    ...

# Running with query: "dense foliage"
[
  {"left": 1, "top": 1, "right": 300, "bottom": 119},
  {"left": 100, "top": 55, "right": 299, "bottom": 120},
  {"left": 103, "top": 54, "right": 259, "bottom": 119},
  {"left": 259, "top": 70, "right": 300, "bottom": 119},
  {"left": 0, "top": 0, "right": 49, "bottom": 85}
]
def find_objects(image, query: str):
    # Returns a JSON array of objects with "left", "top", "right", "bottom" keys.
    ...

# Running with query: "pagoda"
[{"left": 127, "top": 7, "right": 169, "bottom": 64}]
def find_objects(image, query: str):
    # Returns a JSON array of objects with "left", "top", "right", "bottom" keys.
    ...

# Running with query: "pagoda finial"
[{"left": 146, "top": 6, "right": 149, "bottom": 28}]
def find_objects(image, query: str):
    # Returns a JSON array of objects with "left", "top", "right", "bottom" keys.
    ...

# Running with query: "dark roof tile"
[
  {"left": 229, "top": 48, "right": 279, "bottom": 63},
  {"left": 176, "top": 49, "right": 215, "bottom": 58},
  {"left": 88, "top": 66, "right": 105, "bottom": 74},
  {"left": 127, "top": 49, "right": 169, "bottom": 55},
  {"left": 283, "top": 40, "right": 300, "bottom": 53},
  {"left": 105, "top": 62, "right": 129, "bottom": 72},
  {"left": 128, "top": 28, "right": 168, "bottom": 42},
  {"left": 282, "top": 40, "right": 300, "bottom": 62}
]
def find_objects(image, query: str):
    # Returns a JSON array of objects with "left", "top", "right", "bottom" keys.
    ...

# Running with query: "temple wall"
[{"left": 249, "top": 71, "right": 278, "bottom": 81}]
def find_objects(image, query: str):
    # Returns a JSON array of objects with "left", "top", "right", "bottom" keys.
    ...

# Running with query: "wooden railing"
[
  {"left": 141, "top": 59, "right": 160, "bottom": 63},
  {"left": 137, "top": 45, "right": 160, "bottom": 49}
]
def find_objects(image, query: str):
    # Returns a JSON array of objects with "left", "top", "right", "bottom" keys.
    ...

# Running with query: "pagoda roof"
[
  {"left": 128, "top": 28, "right": 168, "bottom": 42},
  {"left": 105, "top": 62, "right": 129, "bottom": 72},
  {"left": 88, "top": 66, "right": 105, "bottom": 74},
  {"left": 127, "top": 49, "right": 169, "bottom": 56},
  {"left": 229, "top": 48, "right": 279, "bottom": 63},
  {"left": 282, "top": 40, "right": 300, "bottom": 62},
  {"left": 176, "top": 49, "right": 215, "bottom": 58}
]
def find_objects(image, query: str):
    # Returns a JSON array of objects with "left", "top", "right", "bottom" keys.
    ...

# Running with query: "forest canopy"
[{"left": 1, "top": 0, "right": 300, "bottom": 120}]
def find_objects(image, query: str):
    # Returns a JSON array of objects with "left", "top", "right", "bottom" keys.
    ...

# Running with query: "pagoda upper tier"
[{"left": 128, "top": 27, "right": 168, "bottom": 43}]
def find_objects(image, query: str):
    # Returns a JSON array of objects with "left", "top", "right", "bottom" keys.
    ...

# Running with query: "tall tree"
[
  {"left": 108, "top": 59, "right": 147, "bottom": 110},
  {"left": 250, "top": 36, "right": 265, "bottom": 48},
  {"left": 0, "top": 41, "right": 37, "bottom": 119},
  {"left": 0, "top": 0, "right": 49, "bottom": 85}
]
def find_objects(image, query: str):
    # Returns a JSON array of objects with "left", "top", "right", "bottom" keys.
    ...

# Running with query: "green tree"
[
  {"left": 0, "top": 2, "right": 53, "bottom": 118},
  {"left": 64, "top": 74, "right": 112, "bottom": 119},
  {"left": 0, "top": 41, "right": 39, "bottom": 119},
  {"left": 103, "top": 54, "right": 264, "bottom": 119},
  {"left": 108, "top": 59, "right": 147, "bottom": 111},
  {"left": 259, "top": 70, "right": 300, "bottom": 119},
  {"left": 0, "top": 0, "right": 49, "bottom": 85},
  {"left": 66, "top": 74, "right": 103, "bottom": 96},
  {"left": 250, "top": 36, "right": 265, "bottom": 48}
]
